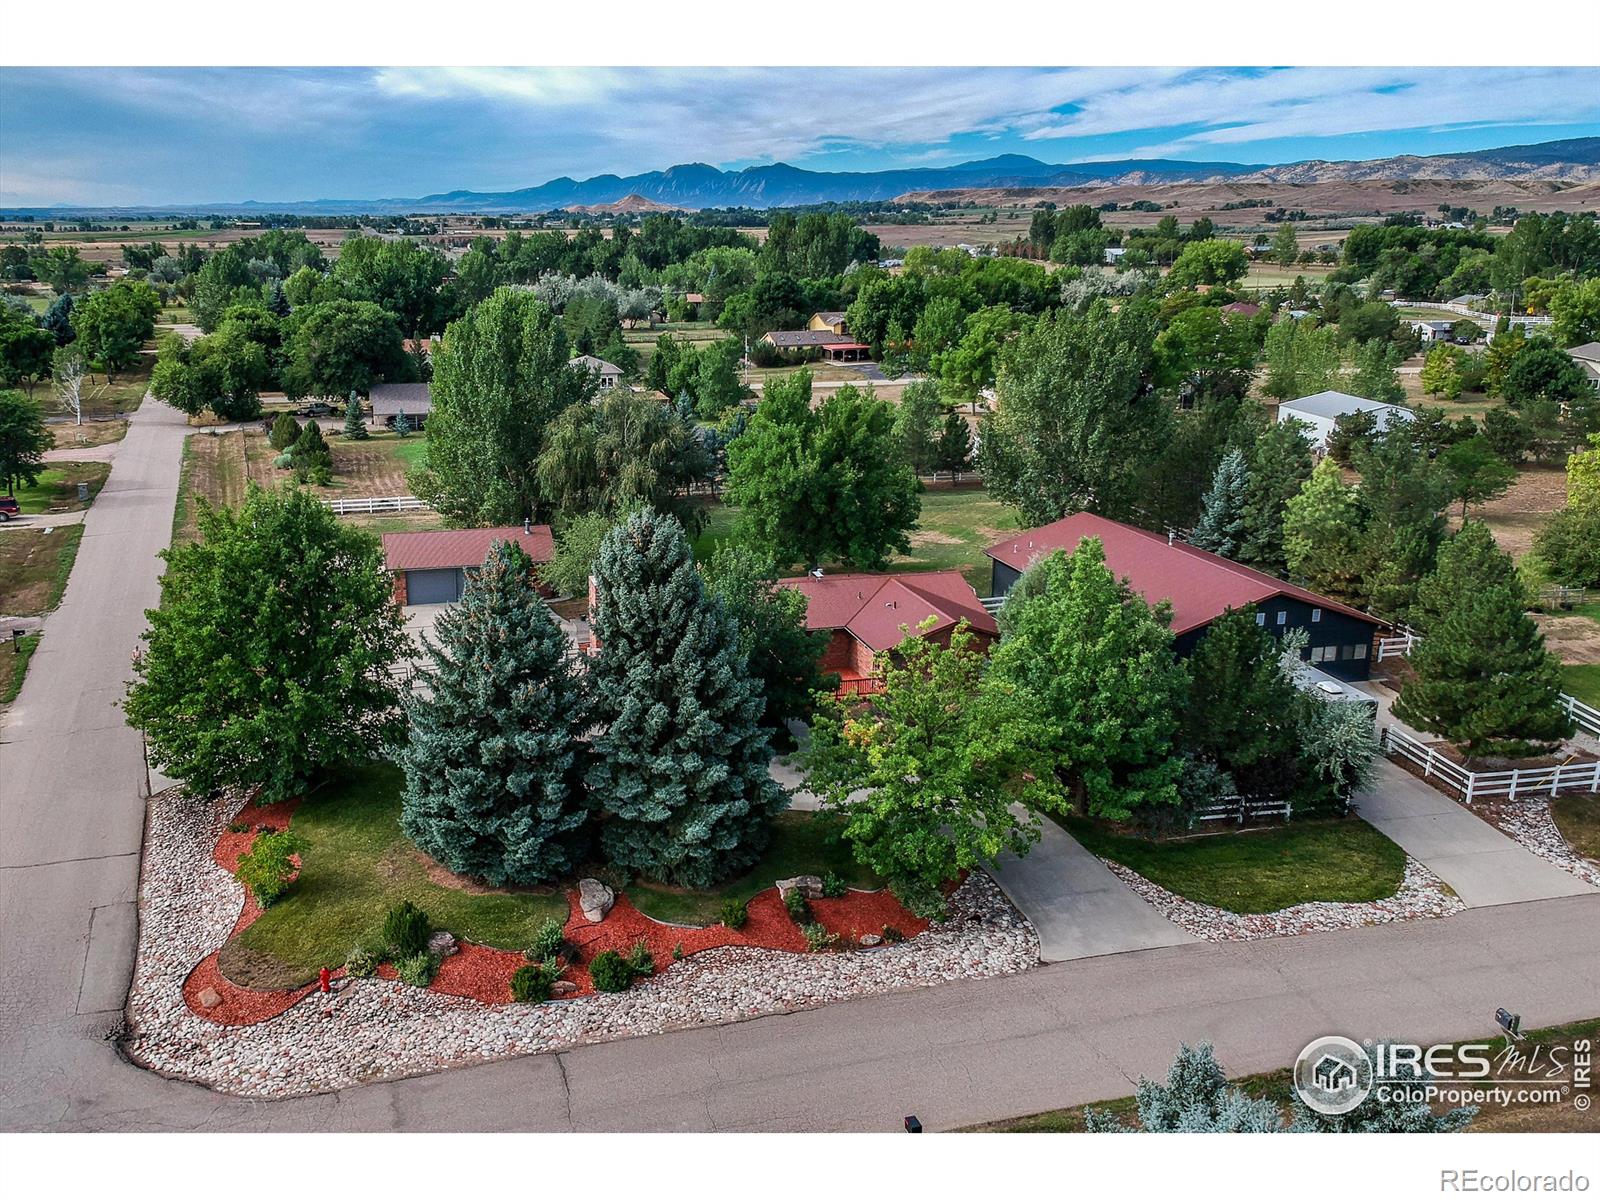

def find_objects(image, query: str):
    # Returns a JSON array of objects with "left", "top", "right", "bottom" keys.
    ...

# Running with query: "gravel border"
[
  {"left": 123, "top": 786, "right": 1040, "bottom": 1099},
  {"left": 1097, "top": 855, "right": 1465, "bottom": 941},
  {"left": 1471, "top": 797, "right": 1600, "bottom": 890}
]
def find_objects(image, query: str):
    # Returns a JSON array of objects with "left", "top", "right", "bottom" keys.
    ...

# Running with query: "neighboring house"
[
  {"left": 383, "top": 523, "right": 554, "bottom": 606},
  {"left": 808, "top": 311, "right": 849, "bottom": 335},
  {"left": 984, "top": 511, "right": 1385, "bottom": 681},
  {"left": 569, "top": 354, "right": 623, "bottom": 391},
  {"left": 370, "top": 382, "right": 432, "bottom": 430},
  {"left": 1412, "top": 319, "right": 1456, "bottom": 344},
  {"left": 1567, "top": 341, "right": 1600, "bottom": 386},
  {"left": 1220, "top": 301, "right": 1260, "bottom": 317},
  {"left": 1448, "top": 293, "right": 1488, "bottom": 308},
  {"left": 759, "top": 329, "right": 871, "bottom": 362},
  {"left": 778, "top": 570, "right": 998, "bottom": 694},
  {"left": 1276, "top": 390, "right": 1415, "bottom": 455},
  {"left": 1103, "top": 246, "right": 1127, "bottom": 265}
]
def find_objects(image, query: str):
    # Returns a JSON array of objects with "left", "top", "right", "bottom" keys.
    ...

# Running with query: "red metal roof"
[
  {"left": 984, "top": 512, "right": 1382, "bottom": 635},
  {"left": 776, "top": 570, "right": 997, "bottom": 653},
  {"left": 382, "top": 525, "right": 554, "bottom": 572}
]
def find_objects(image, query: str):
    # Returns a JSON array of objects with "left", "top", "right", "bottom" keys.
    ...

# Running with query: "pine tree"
[
  {"left": 1392, "top": 522, "right": 1572, "bottom": 758},
  {"left": 399, "top": 541, "right": 594, "bottom": 884},
  {"left": 342, "top": 391, "right": 369, "bottom": 440},
  {"left": 935, "top": 407, "right": 972, "bottom": 480},
  {"left": 268, "top": 279, "right": 291, "bottom": 319},
  {"left": 393, "top": 409, "right": 412, "bottom": 438},
  {"left": 586, "top": 509, "right": 784, "bottom": 887},
  {"left": 1190, "top": 448, "right": 1250, "bottom": 558},
  {"left": 1284, "top": 457, "right": 1368, "bottom": 603},
  {"left": 1239, "top": 420, "right": 1313, "bottom": 573},
  {"left": 291, "top": 419, "right": 333, "bottom": 485}
]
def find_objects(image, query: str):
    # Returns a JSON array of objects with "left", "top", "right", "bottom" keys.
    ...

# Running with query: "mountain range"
[{"left": 13, "top": 138, "right": 1600, "bottom": 216}]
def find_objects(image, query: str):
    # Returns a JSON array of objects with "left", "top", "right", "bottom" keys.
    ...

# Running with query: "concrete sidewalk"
[
  {"left": 991, "top": 814, "right": 1195, "bottom": 962},
  {"left": 1355, "top": 760, "right": 1595, "bottom": 906}
]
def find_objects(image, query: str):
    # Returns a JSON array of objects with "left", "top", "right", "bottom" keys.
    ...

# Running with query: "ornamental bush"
[
  {"left": 510, "top": 959, "right": 562, "bottom": 1003},
  {"left": 268, "top": 411, "right": 301, "bottom": 450},
  {"left": 588, "top": 949, "right": 635, "bottom": 994},
  {"left": 235, "top": 830, "right": 303, "bottom": 907},
  {"left": 343, "top": 947, "right": 378, "bottom": 978},
  {"left": 625, "top": 938, "right": 655, "bottom": 978},
  {"left": 527, "top": 916, "right": 567, "bottom": 964},
  {"left": 395, "top": 952, "right": 435, "bottom": 988},
  {"left": 383, "top": 900, "right": 431, "bottom": 960},
  {"left": 783, "top": 889, "right": 810, "bottom": 923},
  {"left": 820, "top": 871, "right": 847, "bottom": 899},
  {"left": 718, "top": 898, "right": 748, "bottom": 930},
  {"left": 801, "top": 922, "right": 836, "bottom": 953}
]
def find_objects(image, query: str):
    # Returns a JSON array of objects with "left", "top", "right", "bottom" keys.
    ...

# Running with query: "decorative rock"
[
  {"left": 551, "top": 980, "right": 578, "bottom": 997},
  {"left": 859, "top": 934, "right": 882, "bottom": 947},
  {"left": 197, "top": 987, "right": 222, "bottom": 1010},
  {"left": 776, "top": 874, "right": 824, "bottom": 900},
  {"left": 577, "top": 877, "right": 614, "bottom": 923},
  {"left": 427, "top": 931, "right": 459, "bottom": 959}
]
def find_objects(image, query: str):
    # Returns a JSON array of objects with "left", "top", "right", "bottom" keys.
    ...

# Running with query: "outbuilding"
[
  {"left": 383, "top": 524, "right": 554, "bottom": 606},
  {"left": 1276, "top": 389, "right": 1415, "bottom": 455}
]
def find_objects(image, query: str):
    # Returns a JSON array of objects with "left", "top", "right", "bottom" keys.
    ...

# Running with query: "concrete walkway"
[{"left": 991, "top": 815, "right": 1196, "bottom": 962}]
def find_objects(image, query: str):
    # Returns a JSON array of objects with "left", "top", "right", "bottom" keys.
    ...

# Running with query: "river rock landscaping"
[
  {"left": 1471, "top": 796, "right": 1600, "bottom": 890},
  {"left": 122, "top": 785, "right": 1039, "bottom": 1099}
]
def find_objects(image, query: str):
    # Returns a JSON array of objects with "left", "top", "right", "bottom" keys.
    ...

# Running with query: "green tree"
[
  {"left": 1351, "top": 432, "right": 1451, "bottom": 622},
  {"left": 341, "top": 391, "right": 369, "bottom": 440},
  {"left": 585, "top": 509, "right": 784, "bottom": 887},
  {"left": 1262, "top": 319, "right": 1341, "bottom": 401},
  {"left": 990, "top": 539, "right": 1187, "bottom": 821},
  {"left": 330, "top": 234, "right": 449, "bottom": 337},
  {"left": 34, "top": 246, "right": 91, "bottom": 294},
  {"left": 1284, "top": 458, "right": 1367, "bottom": 603},
  {"left": 701, "top": 544, "right": 833, "bottom": 742},
  {"left": 803, "top": 622, "right": 1058, "bottom": 917},
  {"left": 289, "top": 419, "right": 333, "bottom": 485},
  {"left": 124, "top": 486, "right": 409, "bottom": 803},
  {"left": 1439, "top": 436, "right": 1516, "bottom": 517},
  {"left": 939, "top": 304, "right": 1028, "bottom": 400},
  {"left": 1151, "top": 306, "right": 1256, "bottom": 403},
  {"left": 0, "top": 305, "right": 56, "bottom": 396},
  {"left": 1167, "top": 239, "right": 1248, "bottom": 288},
  {"left": 1532, "top": 504, "right": 1600, "bottom": 587},
  {"left": 1086, "top": 1043, "right": 1286, "bottom": 1133},
  {"left": 893, "top": 379, "right": 942, "bottom": 474},
  {"left": 1549, "top": 276, "right": 1600, "bottom": 348},
  {"left": 539, "top": 511, "right": 616, "bottom": 598},
  {"left": 1271, "top": 222, "right": 1300, "bottom": 268},
  {"left": 1419, "top": 343, "right": 1464, "bottom": 400},
  {"left": 1501, "top": 342, "right": 1592, "bottom": 408},
  {"left": 70, "top": 279, "right": 160, "bottom": 380},
  {"left": 1339, "top": 302, "right": 1400, "bottom": 345},
  {"left": 267, "top": 411, "right": 301, "bottom": 451},
  {"left": 1344, "top": 338, "right": 1406, "bottom": 404},
  {"left": 0, "top": 389, "right": 51, "bottom": 495},
  {"left": 1238, "top": 419, "right": 1314, "bottom": 572},
  {"left": 725, "top": 370, "right": 920, "bottom": 569},
  {"left": 1567, "top": 433, "right": 1600, "bottom": 511},
  {"left": 150, "top": 327, "right": 271, "bottom": 421},
  {"left": 412, "top": 288, "right": 591, "bottom": 524},
  {"left": 399, "top": 541, "right": 593, "bottom": 885},
  {"left": 979, "top": 301, "right": 1168, "bottom": 525},
  {"left": 935, "top": 407, "right": 972, "bottom": 480},
  {"left": 1393, "top": 521, "right": 1571, "bottom": 757},
  {"left": 280, "top": 299, "right": 409, "bottom": 401},
  {"left": 1190, "top": 447, "right": 1251, "bottom": 559}
]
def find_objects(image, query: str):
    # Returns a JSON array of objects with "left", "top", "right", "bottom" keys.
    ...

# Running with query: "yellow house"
[{"left": 808, "top": 311, "right": 848, "bottom": 335}]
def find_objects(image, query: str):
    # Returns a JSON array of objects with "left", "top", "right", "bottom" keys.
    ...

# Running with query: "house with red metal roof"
[
  {"left": 777, "top": 570, "right": 998, "bottom": 695},
  {"left": 382, "top": 523, "right": 554, "bottom": 606},
  {"left": 984, "top": 512, "right": 1386, "bottom": 681}
]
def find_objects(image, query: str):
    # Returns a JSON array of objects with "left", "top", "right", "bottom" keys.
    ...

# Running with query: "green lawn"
[
  {"left": 390, "top": 434, "right": 428, "bottom": 472},
  {"left": 1562, "top": 665, "right": 1600, "bottom": 708},
  {"left": 628, "top": 810, "right": 881, "bottom": 926},
  {"left": 1551, "top": 795, "right": 1599, "bottom": 865},
  {"left": 13, "top": 462, "right": 110, "bottom": 514},
  {"left": 0, "top": 526, "right": 85, "bottom": 617},
  {"left": 1058, "top": 815, "right": 1407, "bottom": 913},
  {"left": 232, "top": 762, "right": 568, "bottom": 988},
  {"left": 0, "top": 633, "right": 40, "bottom": 706}
]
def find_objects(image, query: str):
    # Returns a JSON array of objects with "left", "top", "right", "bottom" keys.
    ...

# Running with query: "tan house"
[
  {"left": 808, "top": 311, "right": 849, "bottom": 335},
  {"left": 569, "top": 354, "right": 624, "bottom": 391}
]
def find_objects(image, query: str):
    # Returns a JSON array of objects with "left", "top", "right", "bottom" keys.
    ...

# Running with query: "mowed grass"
[
  {"left": 0, "top": 526, "right": 85, "bottom": 617},
  {"left": 233, "top": 762, "right": 568, "bottom": 987},
  {"left": 1551, "top": 795, "right": 1600, "bottom": 866},
  {"left": 13, "top": 462, "right": 109, "bottom": 514},
  {"left": 1562, "top": 665, "right": 1600, "bottom": 708},
  {"left": 0, "top": 633, "right": 40, "bottom": 707},
  {"left": 628, "top": 811, "right": 881, "bottom": 926},
  {"left": 1058, "top": 816, "right": 1407, "bottom": 913}
]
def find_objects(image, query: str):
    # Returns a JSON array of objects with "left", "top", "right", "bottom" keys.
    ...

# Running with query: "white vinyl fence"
[
  {"left": 1381, "top": 726, "right": 1600, "bottom": 803},
  {"left": 325, "top": 495, "right": 429, "bottom": 516},
  {"left": 1194, "top": 796, "right": 1293, "bottom": 824}
]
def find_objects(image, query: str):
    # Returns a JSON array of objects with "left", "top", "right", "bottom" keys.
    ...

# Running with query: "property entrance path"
[
  {"left": 991, "top": 815, "right": 1196, "bottom": 962},
  {"left": 1354, "top": 759, "right": 1595, "bottom": 907}
]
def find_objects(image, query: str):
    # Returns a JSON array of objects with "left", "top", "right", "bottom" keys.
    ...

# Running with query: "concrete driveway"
[{"left": 1355, "top": 760, "right": 1595, "bottom": 906}]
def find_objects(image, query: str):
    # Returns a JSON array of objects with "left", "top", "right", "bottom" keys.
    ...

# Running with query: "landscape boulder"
[
  {"left": 427, "top": 931, "right": 459, "bottom": 959},
  {"left": 551, "top": 980, "right": 578, "bottom": 997},
  {"left": 577, "top": 877, "right": 614, "bottom": 923},
  {"left": 859, "top": 934, "right": 882, "bottom": 948},
  {"left": 776, "top": 875, "right": 824, "bottom": 901},
  {"left": 196, "top": 987, "right": 223, "bottom": 1010}
]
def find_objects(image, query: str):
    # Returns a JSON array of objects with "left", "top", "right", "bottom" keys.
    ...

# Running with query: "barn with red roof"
[
  {"left": 778, "top": 570, "right": 998, "bottom": 695},
  {"left": 984, "top": 512, "right": 1385, "bottom": 681}
]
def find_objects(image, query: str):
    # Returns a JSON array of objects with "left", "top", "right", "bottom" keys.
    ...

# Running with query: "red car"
[{"left": 0, "top": 496, "right": 20, "bottom": 522}]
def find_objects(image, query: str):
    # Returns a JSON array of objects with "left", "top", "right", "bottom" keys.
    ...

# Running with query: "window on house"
[
  {"left": 1311, "top": 608, "right": 1322, "bottom": 622},
  {"left": 1256, "top": 613, "right": 1266, "bottom": 626},
  {"left": 1354, "top": 644, "right": 1368, "bottom": 659},
  {"left": 1276, "top": 611, "right": 1287, "bottom": 626}
]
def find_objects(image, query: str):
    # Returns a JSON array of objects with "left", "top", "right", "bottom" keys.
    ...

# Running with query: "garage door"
[{"left": 406, "top": 568, "right": 463, "bottom": 605}]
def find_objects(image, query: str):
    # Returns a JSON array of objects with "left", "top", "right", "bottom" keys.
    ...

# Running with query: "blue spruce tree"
[
  {"left": 587, "top": 509, "right": 785, "bottom": 887},
  {"left": 1190, "top": 447, "right": 1250, "bottom": 558},
  {"left": 399, "top": 541, "right": 593, "bottom": 884}
]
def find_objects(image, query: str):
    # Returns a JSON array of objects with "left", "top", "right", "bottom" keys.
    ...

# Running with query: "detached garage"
[{"left": 383, "top": 524, "right": 555, "bottom": 607}]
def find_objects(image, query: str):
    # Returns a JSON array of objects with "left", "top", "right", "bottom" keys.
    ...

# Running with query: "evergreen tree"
[
  {"left": 586, "top": 509, "right": 785, "bottom": 887},
  {"left": 399, "top": 541, "right": 593, "bottom": 885},
  {"left": 1344, "top": 338, "right": 1405, "bottom": 404},
  {"left": 1239, "top": 419, "right": 1313, "bottom": 572},
  {"left": 1351, "top": 432, "right": 1451, "bottom": 623},
  {"left": 42, "top": 292, "right": 76, "bottom": 346},
  {"left": 393, "top": 409, "right": 412, "bottom": 438},
  {"left": 935, "top": 407, "right": 972, "bottom": 480},
  {"left": 267, "top": 279, "right": 291, "bottom": 319},
  {"left": 1190, "top": 447, "right": 1250, "bottom": 558},
  {"left": 1393, "top": 522, "right": 1572, "bottom": 757},
  {"left": 342, "top": 391, "right": 369, "bottom": 440},
  {"left": 291, "top": 419, "right": 333, "bottom": 485},
  {"left": 893, "top": 379, "right": 941, "bottom": 474},
  {"left": 1284, "top": 458, "right": 1368, "bottom": 603},
  {"left": 268, "top": 410, "right": 301, "bottom": 451}
]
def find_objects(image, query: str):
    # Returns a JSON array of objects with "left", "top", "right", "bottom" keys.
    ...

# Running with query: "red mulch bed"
[{"left": 186, "top": 799, "right": 932, "bottom": 1024}]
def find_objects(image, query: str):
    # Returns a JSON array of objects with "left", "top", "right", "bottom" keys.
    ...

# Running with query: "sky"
[{"left": 2, "top": 66, "right": 1599, "bottom": 208}]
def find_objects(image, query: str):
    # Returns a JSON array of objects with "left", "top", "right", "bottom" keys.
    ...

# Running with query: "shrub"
[
  {"left": 589, "top": 949, "right": 635, "bottom": 994},
  {"left": 625, "top": 938, "right": 655, "bottom": 978},
  {"left": 272, "top": 451, "right": 295, "bottom": 470},
  {"left": 344, "top": 947, "right": 379, "bottom": 978},
  {"left": 235, "top": 829, "right": 303, "bottom": 907},
  {"left": 783, "top": 889, "right": 810, "bottom": 923},
  {"left": 527, "top": 916, "right": 567, "bottom": 964},
  {"left": 383, "top": 900, "right": 431, "bottom": 960},
  {"left": 821, "top": 871, "right": 847, "bottom": 899},
  {"left": 510, "top": 959, "right": 562, "bottom": 1003},
  {"left": 268, "top": 411, "right": 301, "bottom": 450},
  {"left": 718, "top": 898, "right": 749, "bottom": 930},
  {"left": 881, "top": 925, "right": 906, "bottom": 944},
  {"left": 395, "top": 952, "right": 435, "bottom": 988},
  {"left": 672, "top": 942, "right": 684, "bottom": 962},
  {"left": 801, "top": 922, "right": 836, "bottom": 953}
]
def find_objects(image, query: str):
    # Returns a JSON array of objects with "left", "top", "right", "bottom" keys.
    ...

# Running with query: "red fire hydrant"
[{"left": 319, "top": 966, "right": 331, "bottom": 994}]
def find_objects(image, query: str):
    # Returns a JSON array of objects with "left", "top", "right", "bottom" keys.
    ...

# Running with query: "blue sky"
[{"left": 2, "top": 66, "right": 1598, "bottom": 207}]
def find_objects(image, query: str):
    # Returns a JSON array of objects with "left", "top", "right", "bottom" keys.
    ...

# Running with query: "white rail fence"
[
  {"left": 325, "top": 495, "right": 429, "bottom": 516},
  {"left": 1194, "top": 796, "right": 1293, "bottom": 824},
  {"left": 1381, "top": 726, "right": 1600, "bottom": 803}
]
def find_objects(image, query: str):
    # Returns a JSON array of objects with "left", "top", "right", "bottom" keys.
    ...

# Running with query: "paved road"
[{"left": 3, "top": 399, "right": 1598, "bottom": 1132}]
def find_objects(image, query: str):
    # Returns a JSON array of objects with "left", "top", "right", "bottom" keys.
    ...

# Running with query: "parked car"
[
  {"left": 0, "top": 496, "right": 20, "bottom": 522},
  {"left": 295, "top": 402, "right": 335, "bottom": 418}
]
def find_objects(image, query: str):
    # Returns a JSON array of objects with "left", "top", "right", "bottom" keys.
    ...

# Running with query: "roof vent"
[{"left": 523, "top": 518, "right": 531, "bottom": 535}]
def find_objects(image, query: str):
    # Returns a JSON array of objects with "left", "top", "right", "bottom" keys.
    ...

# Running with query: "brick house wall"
[{"left": 391, "top": 571, "right": 408, "bottom": 607}]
